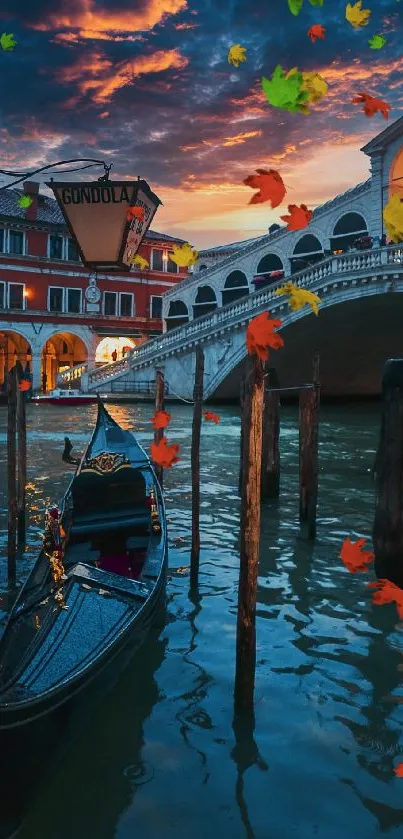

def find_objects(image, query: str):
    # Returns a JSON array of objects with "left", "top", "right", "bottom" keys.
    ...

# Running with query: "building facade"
[{"left": 0, "top": 180, "right": 189, "bottom": 392}]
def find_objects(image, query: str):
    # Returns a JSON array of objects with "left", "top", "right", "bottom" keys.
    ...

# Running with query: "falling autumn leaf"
[
  {"left": 383, "top": 195, "right": 403, "bottom": 243},
  {"left": 246, "top": 312, "right": 284, "bottom": 362},
  {"left": 203, "top": 410, "right": 220, "bottom": 424},
  {"left": 151, "top": 410, "right": 171, "bottom": 429},
  {"left": 345, "top": 1, "right": 371, "bottom": 28},
  {"left": 308, "top": 0, "right": 324, "bottom": 5},
  {"left": 339, "top": 537, "right": 375, "bottom": 573},
  {"left": 18, "top": 379, "right": 31, "bottom": 392},
  {"left": 18, "top": 195, "right": 33, "bottom": 209},
  {"left": 151, "top": 438, "right": 180, "bottom": 469},
  {"left": 307, "top": 24, "right": 326, "bottom": 42},
  {"left": 228, "top": 44, "right": 247, "bottom": 68},
  {"left": 129, "top": 254, "right": 149, "bottom": 269},
  {"left": 368, "top": 34, "right": 387, "bottom": 49},
  {"left": 280, "top": 204, "right": 313, "bottom": 230},
  {"left": 243, "top": 169, "right": 286, "bottom": 208},
  {"left": 169, "top": 242, "right": 199, "bottom": 268},
  {"left": 0, "top": 33, "right": 17, "bottom": 50},
  {"left": 261, "top": 65, "right": 310, "bottom": 114},
  {"left": 301, "top": 71, "right": 328, "bottom": 106},
  {"left": 366, "top": 579, "right": 403, "bottom": 619},
  {"left": 287, "top": 0, "right": 303, "bottom": 14},
  {"left": 126, "top": 206, "right": 145, "bottom": 223},
  {"left": 274, "top": 282, "right": 322, "bottom": 315},
  {"left": 351, "top": 92, "right": 391, "bottom": 119},
  {"left": 394, "top": 762, "right": 403, "bottom": 777}
]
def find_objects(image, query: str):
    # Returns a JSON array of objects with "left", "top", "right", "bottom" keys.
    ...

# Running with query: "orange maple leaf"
[
  {"left": 339, "top": 537, "right": 374, "bottom": 573},
  {"left": 126, "top": 206, "right": 145, "bottom": 222},
  {"left": 243, "top": 168, "right": 286, "bottom": 208},
  {"left": 366, "top": 579, "right": 403, "bottom": 619},
  {"left": 150, "top": 438, "right": 180, "bottom": 468},
  {"left": 280, "top": 203, "right": 313, "bottom": 230},
  {"left": 307, "top": 24, "right": 326, "bottom": 42},
  {"left": 394, "top": 762, "right": 403, "bottom": 778},
  {"left": 203, "top": 410, "right": 220, "bottom": 424},
  {"left": 151, "top": 410, "right": 171, "bottom": 429},
  {"left": 18, "top": 379, "right": 30, "bottom": 392},
  {"left": 246, "top": 312, "right": 284, "bottom": 361},
  {"left": 351, "top": 92, "right": 391, "bottom": 120}
]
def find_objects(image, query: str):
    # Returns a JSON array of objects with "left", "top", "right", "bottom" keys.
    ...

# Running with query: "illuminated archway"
[
  {"left": 41, "top": 332, "right": 88, "bottom": 392},
  {"left": 0, "top": 330, "right": 31, "bottom": 392},
  {"left": 95, "top": 336, "right": 136, "bottom": 366},
  {"left": 389, "top": 146, "right": 403, "bottom": 200}
]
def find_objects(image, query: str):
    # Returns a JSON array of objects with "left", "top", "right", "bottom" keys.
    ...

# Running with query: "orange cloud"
[
  {"left": 174, "top": 22, "right": 198, "bottom": 29},
  {"left": 31, "top": 0, "right": 188, "bottom": 39},
  {"left": 56, "top": 48, "right": 188, "bottom": 104},
  {"left": 221, "top": 130, "right": 262, "bottom": 147}
]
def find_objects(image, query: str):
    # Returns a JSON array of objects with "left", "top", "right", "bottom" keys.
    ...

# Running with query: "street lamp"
[{"left": 0, "top": 158, "right": 163, "bottom": 272}]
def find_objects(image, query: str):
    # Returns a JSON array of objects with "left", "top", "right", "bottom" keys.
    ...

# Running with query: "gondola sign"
[{"left": 46, "top": 179, "right": 162, "bottom": 272}]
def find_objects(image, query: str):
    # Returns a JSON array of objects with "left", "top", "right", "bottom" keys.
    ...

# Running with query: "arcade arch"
[
  {"left": 222, "top": 271, "right": 249, "bottom": 306},
  {"left": 41, "top": 332, "right": 88, "bottom": 392},
  {"left": 291, "top": 234, "right": 324, "bottom": 275},
  {"left": 0, "top": 330, "right": 31, "bottom": 393},
  {"left": 253, "top": 253, "right": 284, "bottom": 289},
  {"left": 330, "top": 212, "right": 368, "bottom": 253},
  {"left": 165, "top": 300, "right": 189, "bottom": 332},
  {"left": 389, "top": 146, "right": 403, "bottom": 200},
  {"left": 193, "top": 286, "right": 217, "bottom": 319},
  {"left": 95, "top": 336, "right": 136, "bottom": 365}
]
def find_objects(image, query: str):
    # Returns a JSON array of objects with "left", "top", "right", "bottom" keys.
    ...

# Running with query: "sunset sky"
[{"left": 0, "top": 0, "right": 401, "bottom": 249}]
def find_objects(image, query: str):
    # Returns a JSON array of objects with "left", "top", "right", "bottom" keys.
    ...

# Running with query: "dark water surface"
[{"left": 1, "top": 401, "right": 403, "bottom": 839}]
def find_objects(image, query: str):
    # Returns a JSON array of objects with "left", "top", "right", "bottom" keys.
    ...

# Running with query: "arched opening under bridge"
[{"left": 95, "top": 336, "right": 136, "bottom": 366}]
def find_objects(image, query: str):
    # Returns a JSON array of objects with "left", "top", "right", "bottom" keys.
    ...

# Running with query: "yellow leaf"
[
  {"left": 228, "top": 44, "right": 247, "bottom": 68},
  {"left": 301, "top": 71, "right": 328, "bottom": 104},
  {"left": 274, "top": 281, "right": 322, "bottom": 315},
  {"left": 345, "top": 1, "right": 371, "bottom": 28},
  {"left": 169, "top": 242, "right": 199, "bottom": 268},
  {"left": 383, "top": 195, "right": 403, "bottom": 243},
  {"left": 129, "top": 254, "right": 149, "bottom": 269}
]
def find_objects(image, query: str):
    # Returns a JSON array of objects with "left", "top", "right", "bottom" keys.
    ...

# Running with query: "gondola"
[{"left": 0, "top": 398, "right": 167, "bottom": 838}]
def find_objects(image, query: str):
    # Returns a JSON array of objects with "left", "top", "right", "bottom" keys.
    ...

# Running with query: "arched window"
[
  {"left": 291, "top": 235, "right": 323, "bottom": 275},
  {"left": 389, "top": 147, "right": 403, "bottom": 200},
  {"left": 222, "top": 271, "right": 249, "bottom": 306},
  {"left": 253, "top": 254, "right": 284, "bottom": 289},
  {"left": 330, "top": 212, "right": 367, "bottom": 253},
  {"left": 193, "top": 286, "right": 217, "bottom": 320},
  {"left": 166, "top": 300, "right": 189, "bottom": 331},
  {"left": 198, "top": 264, "right": 208, "bottom": 271}
]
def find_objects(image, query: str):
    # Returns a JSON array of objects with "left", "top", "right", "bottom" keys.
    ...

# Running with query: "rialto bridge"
[{"left": 58, "top": 116, "right": 403, "bottom": 400}]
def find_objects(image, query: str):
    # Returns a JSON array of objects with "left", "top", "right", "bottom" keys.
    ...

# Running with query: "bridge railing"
[{"left": 87, "top": 245, "right": 402, "bottom": 388}]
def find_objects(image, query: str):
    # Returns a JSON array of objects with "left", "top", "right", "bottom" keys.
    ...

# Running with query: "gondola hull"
[{"left": 0, "top": 399, "right": 168, "bottom": 838}]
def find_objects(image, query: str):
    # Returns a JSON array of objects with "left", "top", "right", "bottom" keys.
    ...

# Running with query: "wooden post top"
[{"left": 382, "top": 359, "right": 403, "bottom": 392}]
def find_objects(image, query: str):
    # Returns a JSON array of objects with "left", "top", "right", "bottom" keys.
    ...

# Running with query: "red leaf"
[
  {"left": 246, "top": 312, "right": 284, "bottom": 361},
  {"left": 126, "top": 206, "right": 145, "bottom": 222},
  {"left": 307, "top": 24, "right": 326, "bottom": 42},
  {"left": 18, "top": 379, "right": 30, "bottom": 392},
  {"left": 339, "top": 537, "right": 374, "bottom": 573},
  {"left": 203, "top": 410, "right": 220, "bottom": 424},
  {"left": 394, "top": 762, "right": 403, "bottom": 777},
  {"left": 280, "top": 203, "right": 313, "bottom": 230},
  {"left": 243, "top": 168, "right": 286, "bottom": 208},
  {"left": 366, "top": 579, "right": 403, "bottom": 619},
  {"left": 150, "top": 438, "right": 180, "bottom": 468},
  {"left": 351, "top": 92, "right": 391, "bottom": 120},
  {"left": 151, "top": 410, "right": 171, "bottom": 429}
]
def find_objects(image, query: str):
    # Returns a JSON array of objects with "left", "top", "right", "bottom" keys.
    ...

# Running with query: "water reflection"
[{"left": 231, "top": 713, "right": 268, "bottom": 839}]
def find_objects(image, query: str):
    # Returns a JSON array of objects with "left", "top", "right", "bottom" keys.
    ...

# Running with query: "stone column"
[
  {"left": 31, "top": 352, "right": 42, "bottom": 392},
  {"left": 368, "top": 151, "right": 384, "bottom": 240}
]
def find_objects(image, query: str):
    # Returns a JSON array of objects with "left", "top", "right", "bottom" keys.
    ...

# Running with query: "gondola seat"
[
  {"left": 70, "top": 465, "right": 150, "bottom": 538},
  {"left": 71, "top": 509, "right": 150, "bottom": 537}
]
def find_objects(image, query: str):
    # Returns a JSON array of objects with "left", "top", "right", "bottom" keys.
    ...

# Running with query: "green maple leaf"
[
  {"left": 287, "top": 0, "right": 304, "bottom": 14},
  {"left": 308, "top": 0, "right": 324, "bottom": 6},
  {"left": 262, "top": 65, "right": 309, "bottom": 113},
  {"left": 18, "top": 195, "right": 33, "bottom": 209},
  {"left": 368, "top": 33, "right": 387, "bottom": 49},
  {"left": 0, "top": 33, "right": 17, "bottom": 51}
]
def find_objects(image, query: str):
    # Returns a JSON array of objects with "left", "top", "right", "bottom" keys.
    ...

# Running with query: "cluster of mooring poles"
[{"left": 6, "top": 363, "right": 28, "bottom": 588}]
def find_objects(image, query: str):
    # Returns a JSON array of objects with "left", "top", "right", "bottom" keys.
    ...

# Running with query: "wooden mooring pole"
[
  {"left": 372, "top": 358, "right": 403, "bottom": 588},
  {"left": 190, "top": 346, "right": 204, "bottom": 588},
  {"left": 7, "top": 366, "right": 18, "bottom": 586},
  {"left": 238, "top": 374, "right": 246, "bottom": 496},
  {"left": 234, "top": 356, "right": 264, "bottom": 714},
  {"left": 154, "top": 369, "right": 165, "bottom": 489},
  {"left": 299, "top": 354, "right": 320, "bottom": 539},
  {"left": 261, "top": 367, "right": 281, "bottom": 499},
  {"left": 16, "top": 363, "right": 27, "bottom": 548}
]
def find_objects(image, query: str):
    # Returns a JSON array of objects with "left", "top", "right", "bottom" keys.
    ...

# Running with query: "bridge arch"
[
  {"left": 330, "top": 211, "right": 368, "bottom": 252},
  {"left": 291, "top": 234, "right": 324, "bottom": 275},
  {"left": 222, "top": 271, "right": 249, "bottom": 307},
  {"left": 252, "top": 252, "right": 284, "bottom": 290},
  {"left": 193, "top": 285, "right": 218, "bottom": 319},
  {"left": 165, "top": 299, "right": 189, "bottom": 331}
]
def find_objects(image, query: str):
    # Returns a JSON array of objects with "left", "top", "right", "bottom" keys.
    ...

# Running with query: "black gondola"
[{"left": 0, "top": 398, "right": 167, "bottom": 838}]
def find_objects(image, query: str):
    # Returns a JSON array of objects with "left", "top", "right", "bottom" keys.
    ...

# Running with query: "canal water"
[{"left": 1, "top": 400, "right": 403, "bottom": 839}]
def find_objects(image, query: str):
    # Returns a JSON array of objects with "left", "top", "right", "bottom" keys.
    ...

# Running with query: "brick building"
[{"left": 0, "top": 180, "right": 189, "bottom": 392}]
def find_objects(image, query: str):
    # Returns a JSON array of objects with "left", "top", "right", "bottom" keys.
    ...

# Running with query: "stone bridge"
[{"left": 77, "top": 246, "right": 403, "bottom": 400}]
